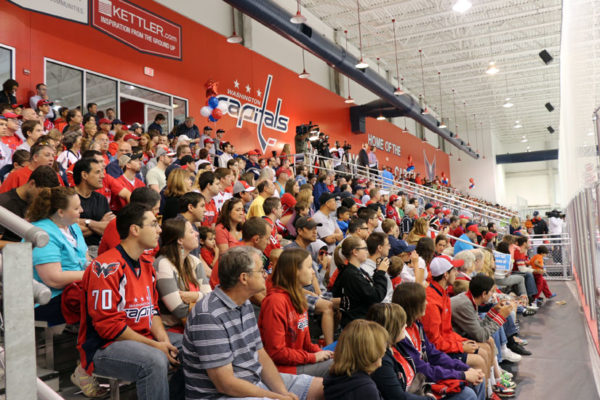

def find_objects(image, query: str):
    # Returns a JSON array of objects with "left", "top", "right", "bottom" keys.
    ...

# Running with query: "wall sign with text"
[
  {"left": 8, "top": 0, "right": 88, "bottom": 24},
  {"left": 92, "top": 0, "right": 182, "bottom": 60}
]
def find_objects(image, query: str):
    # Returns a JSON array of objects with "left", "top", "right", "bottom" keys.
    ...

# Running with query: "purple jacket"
[{"left": 397, "top": 321, "right": 468, "bottom": 382}]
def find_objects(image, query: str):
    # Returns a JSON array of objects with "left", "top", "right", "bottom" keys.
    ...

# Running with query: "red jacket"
[
  {"left": 386, "top": 204, "right": 401, "bottom": 225},
  {"left": 258, "top": 287, "right": 321, "bottom": 373},
  {"left": 421, "top": 281, "right": 465, "bottom": 354}
]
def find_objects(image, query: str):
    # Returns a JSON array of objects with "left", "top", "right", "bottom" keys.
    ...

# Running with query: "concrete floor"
[{"left": 506, "top": 281, "right": 600, "bottom": 400}]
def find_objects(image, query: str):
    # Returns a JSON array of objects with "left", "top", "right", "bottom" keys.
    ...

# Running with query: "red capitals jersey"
[
  {"left": 77, "top": 245, "right": 159, "bottom": 373},
  {"left": 201, "top": 198, "right": 218, "bottom": 227},
  {"left": 263, "top": 216, "right": 281, "bottom": 258}
]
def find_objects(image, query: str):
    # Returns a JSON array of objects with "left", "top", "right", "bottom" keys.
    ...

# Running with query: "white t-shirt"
[
  {"left": 146, "top": 166, "right": 167, "bottom": 191},
  {"left": 400, "top": 256, "right": 428, "bottom": 283},
  {"left": 312, "top": 210, "right": 338, "bottom": 254}
]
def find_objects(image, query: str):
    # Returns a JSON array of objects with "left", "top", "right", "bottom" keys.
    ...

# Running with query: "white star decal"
[
  {"left": 134, "top": 298, "right": 138, "bottom": 302},
  {"left": 245, "top": 84, "right": 251, "bottom": 93},
  {"left": 257, "top": 89, "right": 262, "bottom": 97},
  {"left": 234, "top": 80, "right": 239, "bottom": 89}
]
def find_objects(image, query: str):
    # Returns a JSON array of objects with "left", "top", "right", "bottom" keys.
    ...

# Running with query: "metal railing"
[
  {"left": 0, "top": 206, "right": 52, "bottom": 399},
  {"left": 527, "top": 233, "right": 572, "bottom": 280},
  {"left": 297, "top": 151, "right": 515, "bottom": 226}
]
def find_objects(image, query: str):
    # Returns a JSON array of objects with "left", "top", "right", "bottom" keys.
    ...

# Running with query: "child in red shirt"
[{"left": 529, "top": 245, "right": 556, "bottom": 302}]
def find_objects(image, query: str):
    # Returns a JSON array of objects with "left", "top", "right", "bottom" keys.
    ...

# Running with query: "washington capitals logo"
[
  {"left": 220, "top": 75, "right": 290, "bottom": 154},
  {"left": 423, "top": 151, "right": 437, "bottom": 181},
  {"left": 93, "top": 261, "right": 120, "bottom": 278}
]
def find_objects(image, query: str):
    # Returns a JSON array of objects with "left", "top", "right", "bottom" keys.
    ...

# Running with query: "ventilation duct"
[{"left": 223, "top": 0, "right": 478, "bottom": 159}]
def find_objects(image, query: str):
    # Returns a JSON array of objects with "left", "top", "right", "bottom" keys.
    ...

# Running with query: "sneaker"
[
  {"left": 70, "top": 364, "right": 108, "bottom": 398},
  {"left": 527, "top": 302, "right": 539, "bottom": 310},
  {"left": 502, "top": 347, "right": 522, "bottom": 363},
  {"left": 493, "top": 383, "right": 516, "bottom": 398},
  {"left": 548, "top": 293, "right": 557, "bottom": 299},
  {"left": 535, "top": 298, "right": 545, "bottom": 307},
  {"left": 499, "top": 376, "right": 517, "bottom": 389},
  {"left": 490, "top": 393, "right": 503, "bottom": 400},
  {"left": 522, "top": 308, "right": 536, "bottom": 316},
  {"left": 508, "top": 342, "right": 532, "bottom": 356},
  {"left": 513, "top": 337, "right": 528, "bottom": 346},
  {"left": 500, "top": 369, "right": 514, "bottom": 380}
]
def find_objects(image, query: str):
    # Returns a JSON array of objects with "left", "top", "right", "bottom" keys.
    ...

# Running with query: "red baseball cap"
[
  {"left": 389, "top": 194, "right": 399, "bottom": 203},
  {"left": 204, "top": 138, "right": 214, "bottom": 145},
  {"left": 99, "top": 118, "right": 112, "bottom": 125},
  {"left": 2, "top": 111, "right": 21, "bottom": 119},
  {"left": 485, "top": 232, "right": 498, "bottom": 241},
  {"left": 430, "top": 255, "right": 464, "bottom": 276},
  {"left": 467, "top": 224, "right": 482, "bottom": 236},
  {"left": 124, "top": 133, "right": 140, "bottom": 141},
  {"left": 247, "top": 149, "right": 261, "bottom": 156},
  {"left": 36, "top": 99, "right": 52, "bottom": 107}
]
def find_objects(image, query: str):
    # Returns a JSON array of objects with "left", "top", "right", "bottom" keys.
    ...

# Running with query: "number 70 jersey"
[{"left": 77, "top": 245, "right": 159, "bottom": 374}]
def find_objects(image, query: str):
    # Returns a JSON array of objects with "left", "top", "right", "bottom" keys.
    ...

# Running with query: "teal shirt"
[{"left": 30, "top": 219, "right": 88, "bottom": 300}]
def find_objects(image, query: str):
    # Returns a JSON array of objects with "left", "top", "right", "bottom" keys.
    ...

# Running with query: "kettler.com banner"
[{"left": 91, "top": 0, "right": 182, "bottom": 60}]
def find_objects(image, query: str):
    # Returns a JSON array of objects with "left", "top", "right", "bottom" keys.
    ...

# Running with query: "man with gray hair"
[{"left": 183, "top": 246, "right": 324, "bottom": 399}]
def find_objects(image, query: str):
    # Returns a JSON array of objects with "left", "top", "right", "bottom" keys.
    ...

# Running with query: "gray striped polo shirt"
[{"left": 182, "top": 286, "right": 263, "bottom": 399}]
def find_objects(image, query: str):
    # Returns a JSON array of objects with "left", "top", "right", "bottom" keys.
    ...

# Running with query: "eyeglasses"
[
  {"left": 140, "top": 220, "right": 160, "bottom": 228},
  {"left": 359, "top": 226, "right": 368, "bottom": 230},
  {"left": 248, "top": 269, "right": 267, "bottom": 277},
  {"left": 356, "top": 246, "right": 368, "bottom": 251}
]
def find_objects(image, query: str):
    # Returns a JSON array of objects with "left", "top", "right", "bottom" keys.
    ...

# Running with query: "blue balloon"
[
  {"left": 208, "top": 96, "right": 219, "bottom": 109},
  {"left": 209, "top": 115, "right": 216, "bottom": 122}
]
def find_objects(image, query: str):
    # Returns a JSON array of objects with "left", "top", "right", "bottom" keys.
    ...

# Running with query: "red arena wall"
[{"left": 0, "top": 0, "right": 450, "bottom": 179}]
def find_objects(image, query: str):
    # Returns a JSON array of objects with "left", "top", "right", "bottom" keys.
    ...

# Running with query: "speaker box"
[
  {"left": 539, "top": 50, "right": 553, "bottom": 65},
  {"left": 545, "top": 102, "right": 554, "bottom": 112},
  {"left": 547, "top": 126, "right": 555, "bottom": 134},
  {"left": 350, "top": 107, "right": 366, "bottom": 133}
]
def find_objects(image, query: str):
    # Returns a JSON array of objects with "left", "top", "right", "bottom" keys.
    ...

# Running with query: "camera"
[
  {"left": 311, "top": 133, "right": 330, "bottom": 157},
  {"left": 342, "top": 140, "right": 352, "bottom": 151}
]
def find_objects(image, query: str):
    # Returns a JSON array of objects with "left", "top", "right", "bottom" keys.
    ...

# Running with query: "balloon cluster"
[
  {"left": 441, "top": 171, "right": 448, "bottom": 186},
  {"left": 406, "top": 155, "right": 415, "bottom": 172},
  {"left": 469, "top": 177, "right": 475, "bottom": 189},
  {"left": 200, "top": 79, "right": 228, "bottom": 122}
]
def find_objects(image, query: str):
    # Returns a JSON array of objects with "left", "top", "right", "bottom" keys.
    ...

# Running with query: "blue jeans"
[
  {"left": 513, "top": 272, "right": 537, "bottom": 296},
  {"left": 92, "top": 331, "right": 183, "bottom": 400},
  {"left": 445, "top": 381, "right": 485, "bottom": 400},
  {"left": 493, "top": 328, "right": 507, "bottom": 363}
]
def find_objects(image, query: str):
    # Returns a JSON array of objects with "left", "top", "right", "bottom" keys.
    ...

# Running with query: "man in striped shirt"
[{"left": 183, "top": 246, "right": 323, "bottom": 399}]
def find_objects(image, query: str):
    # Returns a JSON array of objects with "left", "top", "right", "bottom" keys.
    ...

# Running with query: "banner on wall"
[
  {"left": 8, "top": 0, "right": 88, "bottom": 24},
  {"left": 91, "top": 0, "right": 182, "bottom": 60},
  {"left": 216, "top": 74, "right": 291, "bottom": 154}
]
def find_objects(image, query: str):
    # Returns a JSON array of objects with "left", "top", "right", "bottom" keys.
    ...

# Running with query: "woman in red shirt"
[
  {"left": 215, "top": 197, "right": 244, "bottom": 253},
  {"left": 259, "top": 248, "right": 333, "bottom": 377}
]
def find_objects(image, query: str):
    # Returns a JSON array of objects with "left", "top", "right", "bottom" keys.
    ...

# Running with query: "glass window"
[
  {"left": 46, "top": 61, "right": 83, "bottom": 109},
  {"left": 173, "top": 97, "right": 187, "bottom": 127},
  {"left": 0, "top": 47, "right": 13, "bottom": 85},
  {"left": 119, "top": 83, "right": 170, "bottom": 106},
  {"left": 86, "top": 73, "right": 117, "bottom": 118}
]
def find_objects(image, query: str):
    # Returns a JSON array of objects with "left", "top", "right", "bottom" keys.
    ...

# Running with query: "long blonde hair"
[
  {"left": 406, "top": 217, "right": 428, "bottom": 245},
  {"left": 329, "top": 319, "right": 388, "bottom": 376},
  {"left": 165, "top": 168, "right": 192, "bottom": 197},
  {"left": 510, "top": 216, "right": 521, "bottom": 229}
]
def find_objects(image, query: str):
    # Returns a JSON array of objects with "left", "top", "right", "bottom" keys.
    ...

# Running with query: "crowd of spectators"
[{"left": 0, "top": 78, "right": 560, "bottom": 400}]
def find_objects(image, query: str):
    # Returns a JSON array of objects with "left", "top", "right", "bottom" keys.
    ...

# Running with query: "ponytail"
[
  {"left": 26, "top": 187, "right": 75, "bottom": 222},
  {"left": 334, "top": 236, "right": 362, "bottom": 267}
]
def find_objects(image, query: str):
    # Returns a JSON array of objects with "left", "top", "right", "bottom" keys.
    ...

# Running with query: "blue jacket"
[
  {"left": 453, "top": 234, "right": 474, "bottom": 255},
  {"left": 397, "top": 321, "right": 468, "bottom": 382},
  {"left": 313, "top": 181, "right": 329, "bottom": 209}
]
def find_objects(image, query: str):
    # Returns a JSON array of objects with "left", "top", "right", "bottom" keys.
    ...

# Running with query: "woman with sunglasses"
[{"left": 331, "top": 235, "right": 389, "bottom": 328}]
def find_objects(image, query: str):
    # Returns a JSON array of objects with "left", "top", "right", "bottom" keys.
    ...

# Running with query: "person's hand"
[
  {"left": 179, "top": 291, "right": 199, "bottom": 304},
  {"left": 464, "top": 368, "right": 484, "bottom": 384},
  {"left": 154, "top": 341, "right": 179, "bottom": 366},
  {"left": 315, "top": 350, "right": 334, "bottom": 362},
  {"left": 493, "top": 301, "right": 513, "bottom": 318},
  {"left": 409, "top": 251, "right": 420, "bottom": 268},
  {"left": 462, "top": 341, "right": 478, "bottom": 354},
  {"left": 376, "top": 257, "right": 390, "bottom": 272},
  {"left": 318, "top": 253, "right": 330, "bottom": 271},
  {"left": 274, "top": 392, "right": 299, "bottom": 400},
  {"left": 213, "top": 246, "right": 220, "bottom": 256},
  {"left": 101, "top": 211, "right": 115, "bottom": 221}
]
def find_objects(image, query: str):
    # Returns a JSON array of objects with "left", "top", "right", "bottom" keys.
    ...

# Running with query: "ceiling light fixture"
[
  {"left": 419, "top": 49, "right": 428, "bottom": 114},
  {"left": 377, "top": 114, "right": 386, "bottom": 121},
  {"left": 298, "top": 49, "right": 310, "bottom": 79},
  {"left": 486, "top": 61, "right": 499, "bottom": 75},
  {"left": 514, "top": 120, "right": 522, "bottom": 129},
  {"left": 226, "top": 7, "right": 243, "bottom": 43},
  {"left": 392, "top": 19, "right": 404, "bottom": 96},
  {"left": 452, "top": 0, "right": 472, "bottom": 13},
  {"left": 463, "top": 101, "right": 470, "bottom": 146},
  {"left": 290, "top": 0, "right": 307, "bottom": 24},
  {"left": 438, "top": 71, "right": 447, "bottom": 128},
  {"left": 355, "top": 0, "right": 369, "bottom": 69},
  {"left": 344, "top": 30, "right": 355, "bottom": 104},
  {"left": 521, "top": 137, "right": 528, "bottom": 143},
  {"left": 502, "top": 98, "right": 513, "bottom": 108}
]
